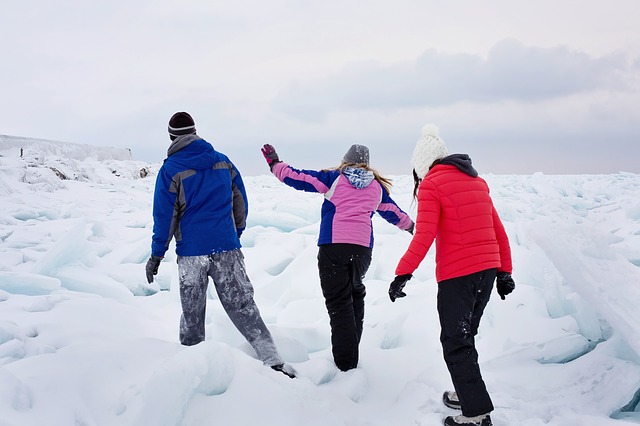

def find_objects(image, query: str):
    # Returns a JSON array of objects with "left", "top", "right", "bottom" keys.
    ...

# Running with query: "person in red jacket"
[{"left": 388, "top": 124, "right": 515, "bottom": 426}]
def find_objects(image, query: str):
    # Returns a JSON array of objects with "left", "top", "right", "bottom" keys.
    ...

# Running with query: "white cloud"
[{"left": 274, "top": 39, "right": 636, "bottom": 120}]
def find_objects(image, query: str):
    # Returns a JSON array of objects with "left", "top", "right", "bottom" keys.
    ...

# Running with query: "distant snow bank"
[
  {"left": 0, "top": 134, "right": 157, "bottom": 193},
  {"left": 0, "top": 134, "right": 131, "bottom": 161}
]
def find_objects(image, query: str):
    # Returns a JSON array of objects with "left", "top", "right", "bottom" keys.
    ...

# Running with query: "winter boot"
[
  {"left": 443, "top": 413, "right": 492, "bottom": 426},
  {"left": 443, "top": 391, "right": 461, "bottom": 410},
  {"left": 271, "top": 363, "right": 296, "bottom": 379}
]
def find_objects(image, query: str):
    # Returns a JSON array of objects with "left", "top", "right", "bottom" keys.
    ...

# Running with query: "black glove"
[
  {"left": 406, "top": 222, "right": 415, "bottom": 235},
  {"left": 261, "top": 144, "right": 281, "bottom": 171},
  {"left": 145, "top": 255, "right": 163, "bottom": 283},
  {"left": 496, "top": 271, "right": 515, "bottom": 300},
  {"left": 389, "top": 274, "right": 412, "bottom": 302}
]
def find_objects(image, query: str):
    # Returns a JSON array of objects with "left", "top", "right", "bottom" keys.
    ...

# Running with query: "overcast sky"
[{"left": 2, "top": 0, "right": 639, "bottom": 175}]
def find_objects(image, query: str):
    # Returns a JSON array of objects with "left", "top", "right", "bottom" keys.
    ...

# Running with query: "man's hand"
[{"left": 145, "top": 255, "right": 163, "bottom": 284}]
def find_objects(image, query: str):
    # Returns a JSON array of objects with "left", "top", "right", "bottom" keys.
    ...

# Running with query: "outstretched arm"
[
  {"left": 377, "top": 188, "right": 414, "bottom": 233},
  {"left": 261, "top": 144, "right": 336, "bottom": 194}
]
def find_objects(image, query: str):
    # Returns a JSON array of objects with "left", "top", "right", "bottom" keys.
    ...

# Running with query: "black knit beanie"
[{"left": 168, "top": 112, "right": 196, "bottom": 140}]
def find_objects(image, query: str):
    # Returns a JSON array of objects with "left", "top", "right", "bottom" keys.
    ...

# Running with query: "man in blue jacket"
[{"left": 146, "top": 112, "right": 294, "bottom": 378}]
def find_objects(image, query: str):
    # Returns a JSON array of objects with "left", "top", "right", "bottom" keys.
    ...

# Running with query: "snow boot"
[
  {"left": 443, "top": 391, "right": 461, "bottom": 410},
  {"left": 271, "top": 363, "right": 296, "bottom": 379},
  {"left": 443, "top": 413, "right": 492, "bottom": 426}
]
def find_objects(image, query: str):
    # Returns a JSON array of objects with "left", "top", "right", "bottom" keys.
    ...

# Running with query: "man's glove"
[
  {"left": 145, "top": 255, "right": 163, "bottom": 284},
  {"left": 261, "top": 144, "right": 281, "bottom": 171},
  {"left": 389, "top": 274, "right": 412, "bottom": 302},
  {"left": 496, "top": 271, "right": 515, "bottom": 300}
]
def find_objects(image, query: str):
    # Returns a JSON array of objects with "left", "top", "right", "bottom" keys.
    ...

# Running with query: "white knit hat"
[{"left": 411, "top": 123, "right": 449, "bottom": 179}]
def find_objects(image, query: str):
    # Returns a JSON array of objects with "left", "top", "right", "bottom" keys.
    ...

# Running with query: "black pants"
[
  {"left": 437, "top": 268, "right": 497, "bottom": 417},
  {"left": 317, "top": 244, "right": 372, "bottom": 371}
]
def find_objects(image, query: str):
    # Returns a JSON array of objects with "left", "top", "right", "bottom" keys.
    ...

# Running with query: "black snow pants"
[
  {"left": 317, "top": 243, "right": 372, "bottom": 371},
  {"left": 176, "top": 250, "right": 283, "bottom": 366},
  {"left": 437, "top": 268, "right": 497, "bottom": 417}
]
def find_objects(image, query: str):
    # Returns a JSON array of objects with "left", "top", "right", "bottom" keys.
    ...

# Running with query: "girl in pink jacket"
[{"left": 262, "top": 143, "right": 414, "bottom": 371}]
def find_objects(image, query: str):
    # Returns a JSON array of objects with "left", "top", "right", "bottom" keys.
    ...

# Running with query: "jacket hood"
[
  {"left": 165, "top": 135, "right": 216, "bottom": 170},
  {"left": 167, "top": 134, "right": 201, "bottom": 156},
  {"left": 437, "top": 154, "right": 478, "bottom": 177},
  {"left": 342, "top": 166, "right": 375, "bottom": 189}
]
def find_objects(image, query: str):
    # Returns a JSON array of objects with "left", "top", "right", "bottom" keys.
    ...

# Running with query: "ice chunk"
[{"left": 0, "top": 271, "right": 61, "bottom": 295}]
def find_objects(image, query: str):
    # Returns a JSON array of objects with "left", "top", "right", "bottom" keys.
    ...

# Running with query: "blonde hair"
[{"left": 324, "top": 162, "right": 394, "bottom": 194}]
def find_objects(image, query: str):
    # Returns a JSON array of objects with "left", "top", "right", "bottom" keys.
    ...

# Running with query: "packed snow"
[{"left": 1, "top": 138, "right": 640, "bottom": 425}]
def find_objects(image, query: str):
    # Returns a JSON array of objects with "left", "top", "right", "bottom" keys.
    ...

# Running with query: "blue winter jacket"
[{"left": 151, "top": 135, "right": 247, "bottom": 257}]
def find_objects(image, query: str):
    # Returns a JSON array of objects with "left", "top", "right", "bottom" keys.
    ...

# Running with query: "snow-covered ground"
[{"left": 1, "top": 139, "right": 639, "bottom": 425}]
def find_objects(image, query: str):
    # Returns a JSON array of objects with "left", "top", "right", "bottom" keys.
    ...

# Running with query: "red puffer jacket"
[{"left": 395, "top": 164, "right": 512, "bottom": 282}]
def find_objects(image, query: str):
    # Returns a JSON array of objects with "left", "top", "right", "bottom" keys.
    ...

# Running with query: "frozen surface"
[{"left": 1, "top": 142, "right": 640, "bottom": 425}]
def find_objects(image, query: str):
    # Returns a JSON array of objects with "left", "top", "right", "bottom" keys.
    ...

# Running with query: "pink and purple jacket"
[{"left": 272, "top": 162, "right": 414, "bottom": 248}]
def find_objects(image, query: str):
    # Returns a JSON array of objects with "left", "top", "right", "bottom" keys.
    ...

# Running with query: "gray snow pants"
[{"left": 176, "top": 250, "right": 283, "bottom": 366}]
